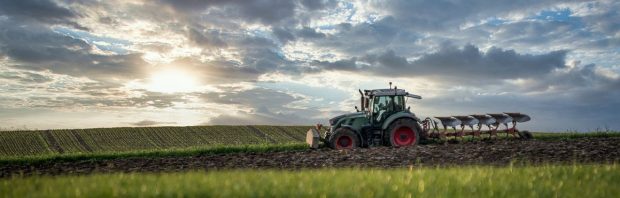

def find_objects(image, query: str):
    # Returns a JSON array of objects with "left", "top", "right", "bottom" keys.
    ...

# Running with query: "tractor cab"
[{"left": 361, "top": 88, "right": 420, "bottom": 127}]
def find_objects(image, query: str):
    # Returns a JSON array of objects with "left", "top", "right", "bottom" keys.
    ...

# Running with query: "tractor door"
[
  {"left": 371, "top": 96, "right": 391, "bottom": 126},
  {"left": 370, "top": 95, "right": 405, "bottom": 127}
]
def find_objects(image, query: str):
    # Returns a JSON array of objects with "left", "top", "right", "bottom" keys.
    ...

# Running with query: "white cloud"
[{"left": 0, "top": 0, "right": 619, "bottom": 131}]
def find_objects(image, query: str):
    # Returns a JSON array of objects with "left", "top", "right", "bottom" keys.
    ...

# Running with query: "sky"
[{"left": 0, "top": 0, "right": 619, "bottom": 132}]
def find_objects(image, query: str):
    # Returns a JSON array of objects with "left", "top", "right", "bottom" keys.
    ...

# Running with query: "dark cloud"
[
  {"left": 370, "top": 0, "right": 572, "bottom": 31},
  {"left": 271, "top": 26, "right": 326, "bottom": 44},
  {"left": 489, "top": 20, "right": 578, "bottom": 45},
  {"left": 0, "top": 19, "right": 148, "bottom": 80},
  {"left": 297, "top": 27, "right": 326, "bottom": 39},
  {"left": 0, "top": 0, "right": 85, "bottom": 29},
  {"left": 581, "top": 6, "right": 620, "bottom": 35},
  {"left": 314, "top": 44, "right": 568, "bottom": 81},
  {"left": 300, "top": 0, "right": 336, "bottom": 10},
  {"left": 311, "top": 17, "right": 406, "bottom": 55},
  {"left": 131, "top": 120, "right": 177, "bottom": 126},
  {"left": 159, "top": 0, "right": 298, "bottom": 25},
  {"left": 517, "top": 62, "right": 620, "bottom": 101},
  {"left": 272, "top": 27, "right": 296, "bottom": 44},
  {"left": 409, "top": 44, "right": 568, "bottom": 78},
  {"left": 187, "top": 27, "right": 227, "bottom": 47}
]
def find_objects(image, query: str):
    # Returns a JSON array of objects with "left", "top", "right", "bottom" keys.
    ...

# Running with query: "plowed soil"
[{"left": 2, "top": 137, "right": 619, "bottom": 177}]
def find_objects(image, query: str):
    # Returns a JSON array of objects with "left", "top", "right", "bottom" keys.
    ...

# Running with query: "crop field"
[
  {"left": 2, "top": 164, "right": 618, "bottom": 198},
  {"left": 1, "top": 127, "right": 619, "bottom": 197},
  {"left": 0, "top": 126, "right": 310, "bottom": 158}
]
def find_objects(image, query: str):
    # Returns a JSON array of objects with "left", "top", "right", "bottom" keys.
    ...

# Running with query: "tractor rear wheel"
[
  {"left": 329, "top": 128, "right": 359, "bottom": 149},
  {"left": 385, "top": 118, "right": 421, "bottom": 147}
]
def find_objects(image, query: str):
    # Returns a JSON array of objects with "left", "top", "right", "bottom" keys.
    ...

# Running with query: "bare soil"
[{"left": 2, "top": 137, "right": 619, "bottom": 177}]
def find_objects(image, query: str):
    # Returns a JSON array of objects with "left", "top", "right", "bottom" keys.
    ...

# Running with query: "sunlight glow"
[{"left": 146, "top": 69, "right": 199, "bottom": 93}]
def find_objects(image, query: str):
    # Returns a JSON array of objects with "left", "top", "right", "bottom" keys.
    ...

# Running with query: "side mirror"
[
  {"left": 355, "top": 106, "right": 359, "bottom": 112},
  {"left": 407, "top": 106, "right": 411, "bottom": 111}
]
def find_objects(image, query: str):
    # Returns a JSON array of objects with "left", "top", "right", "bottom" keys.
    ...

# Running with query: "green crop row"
[
  {"left": 2, "top": 164, "right": 618, "bottom": 198},
  {"left": 0, "top": 126, "right": 312, "bottom": 158}
]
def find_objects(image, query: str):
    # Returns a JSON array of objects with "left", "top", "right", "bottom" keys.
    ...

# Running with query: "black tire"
[
  {"left": 384, "top": 118, "right": 421, "bottom": 147},
  {"left": 519, "top": 130, "right": 533, "bottom": 139},
  {"left": 329, "top": 128, "right": 359, "bottom": 149}
]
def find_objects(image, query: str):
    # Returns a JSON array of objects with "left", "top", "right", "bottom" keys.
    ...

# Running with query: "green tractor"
[{"left": 306, "top": 83, "right": 425, "bottom": 149}]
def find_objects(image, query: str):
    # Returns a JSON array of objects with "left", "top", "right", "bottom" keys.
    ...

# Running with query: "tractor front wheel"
[
  {"left": 329, "top": 128, "right": 359, "bottom": 149},
  {"left": 385, "top": 119, "right": 421, "bottom": 147}
]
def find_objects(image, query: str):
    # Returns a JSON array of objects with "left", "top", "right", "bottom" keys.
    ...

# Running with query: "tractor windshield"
[{"left": 371, "top": 95, "right": 405, "bottom": 124}]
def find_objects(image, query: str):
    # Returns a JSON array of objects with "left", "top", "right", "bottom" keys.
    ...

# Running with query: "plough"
[{"left": 423, "top": 112, "right": 532, "bottom": 140}]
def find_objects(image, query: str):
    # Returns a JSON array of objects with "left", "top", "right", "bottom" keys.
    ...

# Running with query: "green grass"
[
  {"left": 1, "top": 164, "right": 618, "bottom": 198},
  {"left": 0, "top": 143, "right": 308, "bottom": 165}
]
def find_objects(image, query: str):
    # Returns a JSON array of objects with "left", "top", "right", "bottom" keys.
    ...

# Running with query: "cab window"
[
  {"left": 393, "top": 96, "right": 405, "bottom": 111},
  {"left": 372, "top": 96, "right": 392, "bottom": 122}
]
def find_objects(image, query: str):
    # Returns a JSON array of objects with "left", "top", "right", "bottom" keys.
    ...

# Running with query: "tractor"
[
  {"left": 306, "top": 83, "right": 532, "bottom": 149},
  {"left": 306, "top": 83, "right": 425, "bottom": 149}
]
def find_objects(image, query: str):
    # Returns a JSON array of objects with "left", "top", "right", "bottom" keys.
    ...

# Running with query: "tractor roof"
[
  {"left": 367, "top": 89, "right": 407, "bottom": 96},
  {"left": 365, "top": 89, "right": 422, "bottom": 99}
]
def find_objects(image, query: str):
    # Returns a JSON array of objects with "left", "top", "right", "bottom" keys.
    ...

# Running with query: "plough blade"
[
  {"left": 471, "top": 114, "right": 496, "bottom": 125},
  {"left": 453, "top": 115, "right": 478, "bottom": 127},
  {"left": 424, "top": 113, "right": 531, "bottom": 139},
  {"left": 434, "top": 116, "right": 461, "bottom": 128},
  {"left": 487, "top": 113, "right": 513, "bottom": 125},
  {"left": 504, "top": 112, "right": 530, "bottom": 123}
]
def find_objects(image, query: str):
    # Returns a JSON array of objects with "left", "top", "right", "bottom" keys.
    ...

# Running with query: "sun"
[{"left": 146, "top": 69, "right": 199, "bottom": 93}]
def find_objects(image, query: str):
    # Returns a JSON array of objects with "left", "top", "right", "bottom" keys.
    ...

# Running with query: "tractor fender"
[{"left": 381, "top": 112, "right": 421, "bottom": 130}]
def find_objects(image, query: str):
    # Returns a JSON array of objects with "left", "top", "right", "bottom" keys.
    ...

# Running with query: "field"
[
  {"left": 2, "top": 164, "right": 618, "bottom": 197},
  {"left": 1, "top": 126, "right": 619, "bottom": 197},
  {"left": 0, "top": 125, "right": 310, "bottom": 158}
]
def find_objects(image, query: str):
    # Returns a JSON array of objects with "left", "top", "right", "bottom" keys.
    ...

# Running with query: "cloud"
[
  {"left": 300, "top": 0, "right": 337, "bottom": 11},
  {"left": 21, "top": 91, "right": 188, "bottom": 109},
  {"left": 131, "top": 120, "right": 177, "bottom": 126},
  {"left": 159, "top": 0, "right": 299, "bottom": 26},
  {"left": 1, "top": 0, "right": 619, "bottom": 131},
  {"left": 187, "top": 27, "right": 227, "bottom": 47},
  {"left": 0, "top": 0, "right": 86, "bottom": 29},
  {"left": 201, "top": 87, "right": 323, "bottom": 125},
  {"left": 0, "top": 70, "right": 54, "bottom": 84},
  {"left": 314, "top": 44, "right": 568, "bottom": 82},
  {"left": 0, "top": 19, "right": 148, "bottom": 80},
  {"left": 306, "top": 17, "right": 407, "bottom": 55},
  {"left": 365, "top": 0, "right": 573, "bottom": 31}
]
